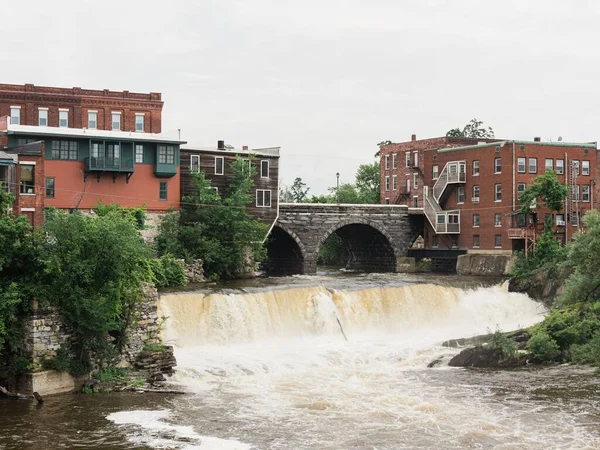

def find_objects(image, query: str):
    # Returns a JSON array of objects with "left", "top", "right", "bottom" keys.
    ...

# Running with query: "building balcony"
[
  {"left": 84, "top": 156, "right": 134, "bottom": 173},
  {"left": 154, "top": 162, "right": 177, "bottom": 178},
  {"left": 508, "top": 228, "right": 535, "bottom": 239}
]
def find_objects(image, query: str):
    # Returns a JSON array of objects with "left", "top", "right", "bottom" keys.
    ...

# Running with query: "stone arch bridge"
[{"left": 263, "top": 203, "right": 423, "bottom": 275}]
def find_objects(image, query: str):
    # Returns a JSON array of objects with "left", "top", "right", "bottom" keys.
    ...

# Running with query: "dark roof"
[{"left": 4, "top": 141, "right": 43, "bottom": 156}]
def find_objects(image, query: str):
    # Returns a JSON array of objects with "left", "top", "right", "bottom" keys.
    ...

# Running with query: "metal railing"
[
  {"left": 85, "top": 157, "right": 134, "bottom": 172},
  {"left": 432, "top": 161, "right": 466, "bottom": 202}
]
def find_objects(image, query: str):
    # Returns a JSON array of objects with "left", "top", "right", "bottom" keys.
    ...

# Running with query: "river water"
[{"left": 2, "top": 273, "right": 600, "bottom": 450}]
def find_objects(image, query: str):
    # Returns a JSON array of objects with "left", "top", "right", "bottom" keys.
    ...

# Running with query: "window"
[
  {"left": 190, "top": 155, "right": 200, "bottom": 172},
  {"left": 385, "top": 198, "right": 390, "bottom": 205},
  {"left": 159, "top": 182, "right": 168, "bottom": 201},
  {"left": 451, "top": 235, "right": 458, "bottom": 248},
  {"left": 495, "top": 235, "right": 502, "bottom": 248},
  {"left": 448, "top": 214, "right": 459, "bottom": 224},
  {"left": 457, "top": 186, "right": 465, "bottom": 203},
  {"left": 520, "top": 144, "right": 525, "bottom": 151},
  {"left": 412, "top": 196, "right": 418, "bottom": 207},
  {"left": 51, "top": 141, "right": 78, "bottom": 160},
  {"left": 556, "top": 159, "right": 564, "bottom": 174},
  {"left": 473, "top": 235, "right": 480, "bottom": 248},
  {"left": 158, "top": 145, "right": 175, "bottom": 164},
  {"left": 392, "top": 175, "right": 397, "bottom": 191},
  {"left": 572, "top": 160, "right": 580, "bottom": 176},
  {"left": 134, "top": 145, "right": 144, "bottom": 164},
  {"left": 432, "top": 165, "right": 439, "bottom": 179},
  {"left": 106, "top": 143, "right": 121, "bottom": 167},
  {"left": 10, "top": 106, "right": 20, "bottom": 125},
  {"left": 517, "top": 183, "right": 526, "bottom": 197},
  {"left": 473, "top": 160, "right": 480, "bottom": 176},
  {"left": 413, "top": 173, "right": 418, "bottom": 189},
  {"left": 413, "top": 151, "right": 418, "bottom": 167},
  {"left": 385, "top": 155, "right": 390, "bottom": 170},
  {"left": 572, "top": 185, "right": 580, "bottom": 202},
  {"left": 135, "top": 114, "right": 144, "bottom": 132},
  {"left": 392, "top": 154, "right": 397, "bottom": 169},
  {"left": 385, "top": 176, "right": 390, "bottom": 191},
  {"left": 494, "top": 158, "right": 502, "bottom": 174},
  {"left": 472, "top": 185, "right": 480, "bottom": 201},
  {"left": 495, "top": 146, "right": 501, "bottom": 153},
  {"left": 583, "top": 185, "right": 590, "bottom": 202},
  {"left": 545, "top": 159, "right": 553, "bottom": 172},
  {"left": 582, "top": 160, "right": 590, "bottom": 176},
  {"left": 405, "top": 152, "right": 410, "bottom": 168},
  {"left": 38, "top": 108, "right": 48, "bottom": 126},
  {"left": 261, "top": 160, "right": 269, "bottom": 178},
  {"left": 59, "top": 110, "right": 68, "bottom": 127},
  {"left": 112, "top": 112, "right": 121, "bottom": 131},
  {"left": 556, "top": 214, "right": 565, "bottom": 226},
  {"left": 544, "top": 213, "right": 553, "bottom": 226},
  {"left": 406, "top": 179, "right": 410, "bottom": 193},
  {"left": 473, "top": 213, "right": 480, "bottom": 227},
  {"left": 517, "top": 213, "right": 526, "bottom": 227},
  {"left": 495, "top": 213, "right": 502, "bottom": 227},
  {"left": 528, "top": 158, "right": 537, "bottom": 173},
  {"left": 88, "top": 111, "right": 97, "bottom": 129},
  {"left": 256, "top": 189, "right": 272, "bottom": 207},
  {"left": 494, "top": 183, "right": 502, "bottom": 201},
  {"left": 517, "top": 157, "right": 526, "bottom": 173},
  {"left": 432, "top": 236, "right": 439, "bottom": 248},
  {"left": 20, "top": 165, "right": 35, "bottom": 194},
  {"left": 45, "top": 177, "right": 55, "bottom": 198},
  {"left": 215, "top": 156, "right": 224, "bottom": 175}
]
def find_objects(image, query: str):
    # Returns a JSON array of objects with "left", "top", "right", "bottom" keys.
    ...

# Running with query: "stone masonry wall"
[{"left": 24, "top": 305, "right": 71, "bottom": 372}]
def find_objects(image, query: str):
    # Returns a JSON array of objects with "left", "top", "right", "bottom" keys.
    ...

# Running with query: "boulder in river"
[{"left": 448, "top": 346, "right": 525, "bottom": 368}]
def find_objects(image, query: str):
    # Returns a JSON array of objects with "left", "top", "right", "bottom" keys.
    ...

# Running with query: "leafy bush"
[
  {"left": 487, "top": 328, "right": 518, "bottom": 358},
  {"left": 41, "top": 347, "right": 72, "bottom": 372},
  {"left": 527, "top": 332, "right": 561, "bottom": 363},
  {"left": 8, "top": 355, "right": 33, "bottom": 377},
  {"left": 317, "top": 233, "right": 348, "bottom": 266},
  {"left": 93, "top": 367, "right": 127, "bottom": 382},
  {"left": 146, "top": 255, "right": 187, "bottom": 288},
  {"left": 570, "top": 332, "right": 600, "bottom": 367},
  {"left": 95, "top": 201, "right": 147, "bottom": 230}
]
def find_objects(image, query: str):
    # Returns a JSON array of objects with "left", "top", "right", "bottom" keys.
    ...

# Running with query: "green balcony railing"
[{"left": 85, "top": 156, "right": 134, "bottom": 173}]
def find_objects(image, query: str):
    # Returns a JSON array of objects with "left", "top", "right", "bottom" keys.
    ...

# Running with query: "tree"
[
  {"left": 289, "top": 177, "right": 310, "bottom": 203},
  {"left": 519, "top": 171, "right": 568, "bottom": 216},
  {"left": 446, "top": 118, "right": 495, "bottom": 138},
  {"left": 355, "top": 162, "right": 380, "bottom": 204},
  {"left": 164, "top": 156, "right": 268, "bottom": 280}
]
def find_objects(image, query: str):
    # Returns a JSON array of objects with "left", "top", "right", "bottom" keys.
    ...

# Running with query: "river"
[{"left": 1, "top": 272, "right": 600, "bottom": 450}]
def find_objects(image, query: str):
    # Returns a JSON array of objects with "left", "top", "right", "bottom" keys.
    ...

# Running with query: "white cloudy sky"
[{"left": 3, "top": 0, "right": 600, "bottom": 194}]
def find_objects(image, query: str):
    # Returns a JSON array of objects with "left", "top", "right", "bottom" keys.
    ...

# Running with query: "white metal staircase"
[{"left": 423, "top": 161, "right": 466, "bottom": 234}]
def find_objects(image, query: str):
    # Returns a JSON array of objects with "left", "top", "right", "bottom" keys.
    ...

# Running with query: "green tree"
[
  {"left": 355, "top": 162, "right": 380, "bottom": 204},
  {"left": 38, "top": 210, "right": 150, "bottom": 366},
  {"left": 168, "top": 156, "right": 268, "bottom": 279},
  {"left": 446, "top": 118, "right": 495, "bottom": 138},
  {"left": 519, "top": 171, "right": 568, "bottom": 216},
  {"left": 289, "top": 177, "right": 310, "bottom": 203}
]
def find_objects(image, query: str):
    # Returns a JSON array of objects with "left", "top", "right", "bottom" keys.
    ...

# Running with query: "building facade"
[
  {"left": 380, "top": 134, "right": 599, "bottom": 253},
  {"left": 180, "top": 141, "right": 280, "bottom": 226},
  {"left": 0, "top": 83, "right": 163, "bottom": 147}
]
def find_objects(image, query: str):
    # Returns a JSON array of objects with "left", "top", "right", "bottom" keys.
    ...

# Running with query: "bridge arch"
[
  {"left": 316, "top": 218, "right": 399, "bottom": 273},
  {"left": 262, "top": 224, "right": 307, "bottom": 276}
]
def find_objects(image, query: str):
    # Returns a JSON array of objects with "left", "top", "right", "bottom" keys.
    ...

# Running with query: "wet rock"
[
  {"left": 448, "top": 346, "right": 525, "bottom": 368},
  {"left": 148, "top": 372, "right": 166, "bottom": 383},
  {"left": 427, "top": 358, "right": 443, "bottom": 368}
]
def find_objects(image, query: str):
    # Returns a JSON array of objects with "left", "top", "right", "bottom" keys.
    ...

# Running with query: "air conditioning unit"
[
  {"left": 471, "top": 197, "right": 480, "bottom": 203},
  {"left": 556, "top": 220, "right": 566, "bottom": 226}
]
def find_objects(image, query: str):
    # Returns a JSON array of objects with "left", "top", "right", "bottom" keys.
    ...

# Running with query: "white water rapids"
[{"left": 108, "top": 281, "right": 600, "bottom": 449}]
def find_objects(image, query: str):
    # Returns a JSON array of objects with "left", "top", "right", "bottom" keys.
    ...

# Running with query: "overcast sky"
[{"left": 3, "top": 1, "right": 600, "bottom": 194}]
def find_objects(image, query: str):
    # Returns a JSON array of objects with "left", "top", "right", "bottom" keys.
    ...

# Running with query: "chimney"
[
  {"left": 411, "top": 134, "right": 417, "bottom": 141},
  {"left": 217, "top": 140, "right": 225, "bottom": 150},
  {"left": 534, "top": 137, "right": 541, "bottom": 142},
  {"left": 242, "top": 145, "right": 248, "bottom": 151}
]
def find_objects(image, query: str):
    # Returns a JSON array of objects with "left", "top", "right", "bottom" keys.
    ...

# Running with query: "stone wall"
[{"left": 456, "top": 254, "right": 515, "bottom": 276}]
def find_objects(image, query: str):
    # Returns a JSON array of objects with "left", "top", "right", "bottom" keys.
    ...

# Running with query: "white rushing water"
[{"left": 109, "top": 282, "right": 600, "bottom": 449}]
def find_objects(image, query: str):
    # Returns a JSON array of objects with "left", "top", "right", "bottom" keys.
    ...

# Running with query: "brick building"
[
  {"left": 380, "top": 134, "right": 599, "bottom": 253},
  {"left": 180, "top": 141, "right": 280, "bottom": 227},
  {"left": 0, "top": 83, "right": 163, "bottom": 148}
]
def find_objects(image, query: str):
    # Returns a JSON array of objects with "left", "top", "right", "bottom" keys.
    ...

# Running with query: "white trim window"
[
  {"left": 135, "top": 144, "right": 144, "bottom": 164},
  {"left": 545, "top": 158, "right": 554, "bottom": 172},
  {"left": 473, "top": 235, "right": 480, "bottom": 248},
  {"left": 413, "top": 151, "right": 418, "bottom": 167},
  {"left": 495, "top": 234, "right": 502, "bottom": 248},
  {"left": 190, "top": 155, "right": 200, "bottom": 172},
  {"left": 392, "top": 153, "right": 397, "bottom": 169},
  {"left": 413, "top": 173, "right": 418, "bottom": 190},
  {"left": 385, "top": 176, "right": 390, "bottom": 191},
  {"left": 472, "top": 185, "right": 480, "bottom": 202},
  {"left": 495, "top": 183, "right": 502, "bottom": 202},
  {"left": 556, "top": 159, "right": 564, "bottom": 174},
  {"left": 215, "top": 156, "right": 224, "bottom": 175},
  {"left": 385, "top": 155, "right": 390, "bottom": 170},
  {"left": 517, "top": 182, "right": 526, "bottom": 198},
  {"left": 457, "top": 186, "right": 465, "bottom": 204},
  {"left": 405, "top": 152, "right": 410, "bottom": 168},
  {"left": 38, "top": 108, "right": 48, "bottom": 126},
  {"left": 111, "top": 112, "right": 121, "bottom": 131},
  {"left": 261, "top": 160, "right": 269, "bottom": 178},
  {"left": 473, "top": 214, "right": 480, "bottom": 227},
  {"left": 529, "top": 157, "right": 537, "bottom": 174},
  {"left": 495, "top": 213, "right": 502, "bottom": 227},
  {"left": 392, "top": 175, "right": 397, "bottom": 191},
  {"left": 88, "top": 111, "right": 97, "bottom": 129},
  {"left": 572, "top": 160, "right": 580, "bottom": 176},
  {"left": 59, "top": 109, "right": 69, "bottom": 128},
  {"left": 135, "top": 113, "right": 144, "bottom": 132},
  {"left": 582, "top": 160, "right": 590, "bottom": 176},
  {"left": 19, "top": 164, "right": 35, "bottom": 194},
  {"left": 473, "top": 160, "right": 480, "bottom": 176},
  {"left": 10, "top": 106, "right": 20, "bottom": 125},
  {"left": 517, "top": 157, "right": 526, "bottom": 173},
  {"left": 432, "top": 165, "right": 439, "bottom": 179},
  {"left": 256, "top": 189, "right": 272, "bottom": 208},
  {"left": 582, "top": 185, "right": 590, "bottom": 202},
  {"left": 494, "top": 157, "right": 502, "bottom": 174}
]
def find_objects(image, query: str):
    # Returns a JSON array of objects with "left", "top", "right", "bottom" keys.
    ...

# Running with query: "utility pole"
[{"left": 336, "top": 172, "right": 340, "bottom": 204}]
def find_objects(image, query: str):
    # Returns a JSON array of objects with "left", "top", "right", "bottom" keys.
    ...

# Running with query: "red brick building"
[
  {"left": 0, "top": 83, "right": 182, "bottom": 228},
  {"left": 0, "top": 83, "right": 163, "bottom": 147},
  {"left": 380, "top": 134, "right": 599, "bottom": 253}
]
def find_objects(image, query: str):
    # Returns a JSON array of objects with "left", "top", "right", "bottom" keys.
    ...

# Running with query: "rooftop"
[
  {"left": 0, "top": 120, "right": 186, "bottom": 145},
  {"left": 437, "top": 139, "right": 597, "bottom": 153},
  {"left": 184, "top": 145, "right": 280, "bottom": 157}
]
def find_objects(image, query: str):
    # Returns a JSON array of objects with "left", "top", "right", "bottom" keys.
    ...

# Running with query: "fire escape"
[{"left": 422, "top": 161, "right": 465, "bottom": 234}]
